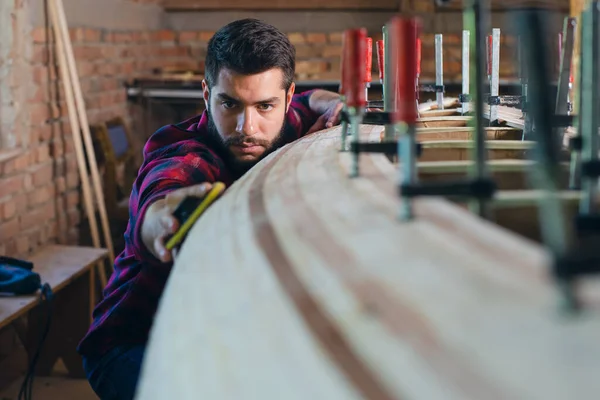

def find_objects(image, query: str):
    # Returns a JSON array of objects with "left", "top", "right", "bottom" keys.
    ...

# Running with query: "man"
[{"left": 77, "top": 18, "right": 343, "bottom": 400}]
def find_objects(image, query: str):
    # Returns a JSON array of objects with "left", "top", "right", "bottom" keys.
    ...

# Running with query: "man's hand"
[
  {"left": 140, "top": 182, "right": 213, "bottom": 263},
  {"left": 306, "top": 90, "right": 344, "bottom": 134}
]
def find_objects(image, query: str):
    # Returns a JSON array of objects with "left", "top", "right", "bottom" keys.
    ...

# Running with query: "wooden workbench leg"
[{"left": 24, "top": 270, "right": 91, "bottom": 378}]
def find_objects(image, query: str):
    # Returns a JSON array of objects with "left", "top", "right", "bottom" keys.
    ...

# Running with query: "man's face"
[{"left": 202, "top": 67, "right": 295, "bottom": 171}]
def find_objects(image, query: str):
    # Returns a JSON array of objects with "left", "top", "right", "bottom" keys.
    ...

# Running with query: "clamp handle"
[
  {"left": 390, "top": 17, "right": 419, "bottom": 124},
  {"left": 365, "top": 37, "right": 373, "bottom": 84},
  {"left": 376, "top": 39, "right": 385, "bottom": 82},
  {"left": 342, "top": 28, "right": 368, "bottom": 108},
  {"left": 416, "top": 37, "right": 422, "bottom": 77}
]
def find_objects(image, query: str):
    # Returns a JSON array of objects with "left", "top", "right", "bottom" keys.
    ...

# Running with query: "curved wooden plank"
[
  {"left": 380, "top": 127, "right": 522, "bottom": 142},
  {"left": 417, "top": 159, "right": 569, "bottom": 191},
  {"left": 417, "top": 126, "right": 522, "bottom": 141},
  {"left": 418, "top": 160, "right": 570, "bottom": 191},
  {"left": 419, "top": 108, "right": 460, "bottom": 118},
  {"left": 416, "top": 116, "right": 470, "bottom": 128},
  {"left": 136, "top": 124, "right": 600, "bottom": 400},
  {"left": 419, "top": 140, "right": 532, "bottom": 162}
]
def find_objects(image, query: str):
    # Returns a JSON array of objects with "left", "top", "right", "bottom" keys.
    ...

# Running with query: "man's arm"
[
  {"left": 290, "top": 89, "right": 343, "bottom": 137},
  {"left": 307, "top": 89, "right": 342, "bottom": 116},
  {"left": 128, "top": 127, "right": 224, "bottom": 265}
]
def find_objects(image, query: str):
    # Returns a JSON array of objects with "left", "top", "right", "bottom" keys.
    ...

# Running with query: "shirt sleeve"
[
  {"left": 287, "top": 89, "right": 320, "bottom": 138},
  {"left": 127, "top": 127, "right": 222, "bottom": 266}
]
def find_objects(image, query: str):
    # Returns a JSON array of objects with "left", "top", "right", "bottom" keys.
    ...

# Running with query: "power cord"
[{"left": 17, "top": 283, "right": 54, "bottom": 400}]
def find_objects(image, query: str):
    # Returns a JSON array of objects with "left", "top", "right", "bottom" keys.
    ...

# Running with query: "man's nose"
[{"left": 236, "top": 108, "right": 256, "bottom": 136}]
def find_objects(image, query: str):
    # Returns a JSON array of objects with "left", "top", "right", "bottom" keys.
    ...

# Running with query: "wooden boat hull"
[{"left": 136, "top": 125, "right": 600, "bottom": 400}]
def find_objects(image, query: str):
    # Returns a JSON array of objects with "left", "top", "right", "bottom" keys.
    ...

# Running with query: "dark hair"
[{"left": 205, "top": 18, "right": 296, "bottom": 91}]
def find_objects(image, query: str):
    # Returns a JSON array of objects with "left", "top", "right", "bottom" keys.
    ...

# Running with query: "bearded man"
[{"left": 76, "top": 18, "right": 343, "bottom": 400}]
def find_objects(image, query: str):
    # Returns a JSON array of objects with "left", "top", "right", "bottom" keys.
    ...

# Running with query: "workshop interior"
[{"left": 0, "top": 0, "right": 596, "bottom": 399}]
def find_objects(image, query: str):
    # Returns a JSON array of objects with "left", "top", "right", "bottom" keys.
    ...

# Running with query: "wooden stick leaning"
[
  {"left": 53, "top": 0, "right": 115, "bottom": 267},
  {"left": 47, "top": 1, "right": 100, "bottom": 315},
  {"left": 48, "top": 0, "right": 112, "bottom": 295}
]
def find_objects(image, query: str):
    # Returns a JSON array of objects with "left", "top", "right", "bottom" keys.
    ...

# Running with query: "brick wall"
[
  {"left": 153, "top": 29, "right": 521, "bottom": 83},
  {"left": 0, "top": 20, "right": 206, "bottom": 257}
]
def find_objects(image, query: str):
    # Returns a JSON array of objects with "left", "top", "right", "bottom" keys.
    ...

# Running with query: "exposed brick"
[
  {"left": 31, "top": 44, "right": 50, "bottom": 65},
  {"left": 198, "top": 31, "right": 214, "bottom": 42},
  {"left": 287, "top": 33, "right": 305, "bottom": 45},
  {"left": 306, "top": 33, "right": 327, "bottom": 44},
  {"left": 114, "top": 32, "right": 134, "bottom": 43},
  {"left": 69, "top": 28, "right": 86, "bottom": 43},
  {"left": 31, "top": 27, "right": 48, "bottom": 44},
  {"left": 32, "top": 162, "right": 54, "bottom": 186},
  {"left": 159, "top": 46, "right": 189, "bottom": 57},
  {"left": 30, "top": 103, "right": 50, "bottom": 126},
  {"left": 30, "top": 84, "right": 49, "bottom": 103},
  {"left": 15, "top": 235, "right": 29, "bottom": 255},
  {"left": 27, "top": 185, "right": 55, "bottom": 207},
  {"left": 73, "top": 45, "right": 104, "bottom": 60},
  {"left": 322, "top": 45, "right": 342, "bottom": 58},
  {"left": 120, "top": 62, "right": 135, "bottom": 76},
  {"left": 3, "top": 152, "right": 31, "bottom": 175},
  {"left": 96, "top": 63, "right": 118, "bottom": 76},
  {"left": 66, "top": 191, "right": 79, "bottom": 209},
  {"left": 1, "top": 175, "right": 25, "bottom": 197},
  {"left": 328, "top": 32, "right": 343, "bottom": 43},
  {"left": 0, "top": 219, "right": 19, "bottom": 242},
  {"left": 77, "top": 62, "right": 97, "bottom": 78},
  {"left": 66, "top": 172, "right": 80, "bottom": 189},
  {"left": 178, "top": 31, "right": 198, "bottom": 43},
  {"left": 44, "top": 220, "right": 58, "bottom": 242},
  {"left": 294, "top": 45, "right": 316, "bottom": 59},
  {"left": 103, "top": 31, "right": 115, "bottom": 43},
  {"left": 55, "top": 177, "right": 67, "bottom": 193},
  {"left": 153, "top": 30, "right": 176, "bottom": 42},
  {"left": 84, "top": 28, "right": 102, "bottom": 42},
  {"left": 19, "top": 201, "right": 55, "bottom": 232},
  {"left": 102, "top": 46, "right": 119, "bottom": 58},
  {"left": 2, "top": 239, "right": 17, "bottom": 257},
  {"left": 0, "top": 198, "right": 17, "bottom": 221},
  {"left": 296, "top": 60, "right": 328, "bottom": 74},
  {"left": 23, "top": 173, "right": 33, "bottom": 192}
]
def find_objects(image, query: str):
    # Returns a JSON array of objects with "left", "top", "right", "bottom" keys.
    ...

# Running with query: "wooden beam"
[
  {"left": 163, "top": 0, "right": 400, "bottom": 11},
  {"left": 436, "top": 0, "right": 568, "bottom": 11}
]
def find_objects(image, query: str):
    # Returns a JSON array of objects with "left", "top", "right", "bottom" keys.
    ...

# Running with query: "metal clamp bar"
[
  {"left": 435, "top": 34, "right": 444, "bottom": 110},
  {"left": 464, "top": 0, "right": 491, "bottom": 217},
  {"left": 516, "top": 8, "right": 576, "bottom": 311},
  {"left": 489, "top": 28, "right": 501, "bottom": 123},
  {"left": 462, "top": 30, "right": 470, "bottom": 114},
  {"left": 383, "top": 25, "right": 394, "bottom": 141},
  {"left": 578, "top": 2, "right": 600, "bottom": 216},
  {"left": 555, "top": 18, "right": 576, "bottom": 118}
]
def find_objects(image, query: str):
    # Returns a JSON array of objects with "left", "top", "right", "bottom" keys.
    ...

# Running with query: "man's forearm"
[{"left": 308, "top": 89, "right": 341, "bottom": 115}]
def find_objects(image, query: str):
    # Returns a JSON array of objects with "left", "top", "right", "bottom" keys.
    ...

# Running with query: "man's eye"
[
  {"left": 258, "top": 104, "right": 274, "bottom": 111},
  {"left": 222, "top": 101, "right": 236, "bottom": 109}
]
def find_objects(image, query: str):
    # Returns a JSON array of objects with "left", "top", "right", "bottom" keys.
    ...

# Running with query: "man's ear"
[
  {"left": 285, "top": 82, "right": 295, "bottom": 113},
  {"left": 202, "top": 79, "right": 210, "bottom": 110}
]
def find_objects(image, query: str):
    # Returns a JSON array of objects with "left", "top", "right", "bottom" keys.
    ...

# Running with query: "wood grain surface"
[{"left": 136, "top": 124, "right": 600, "bottom": 400}]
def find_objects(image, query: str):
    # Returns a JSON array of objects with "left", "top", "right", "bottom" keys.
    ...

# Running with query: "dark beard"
[{"left": 205, "top": 104, "right": 288, "bottom": 176}]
